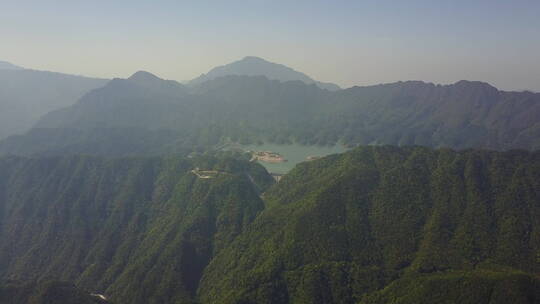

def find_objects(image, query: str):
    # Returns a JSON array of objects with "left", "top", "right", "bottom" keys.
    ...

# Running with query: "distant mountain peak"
[
  {"left": 241, "top": 56, "right": 266, "bottom": 62},
  {"left": 189, "top": 56, "right": 341, "bottom": 91},
  {"left": 451, "top": 80, "right": 499, "bottom": 96},
  {"left": 0, "top": 61, "right": 23, "bottom": 70},
  {"left": 453, "top": 80, "right": 495, "bottom": 89},
  {"left": 128, "top": 70, "right": 163, "bottom": 82},
  {"left": 122, "top": 70, "right": 186, "bottom": 96}
]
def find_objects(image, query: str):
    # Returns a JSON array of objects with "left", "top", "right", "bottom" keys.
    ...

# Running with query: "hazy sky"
[{"left": 2, "top": 0, "right": 539, "bottom": 91}]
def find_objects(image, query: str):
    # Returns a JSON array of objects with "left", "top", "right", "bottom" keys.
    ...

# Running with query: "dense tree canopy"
[{"left": 0, "top": 147, "right": 538, "bottom": 303}]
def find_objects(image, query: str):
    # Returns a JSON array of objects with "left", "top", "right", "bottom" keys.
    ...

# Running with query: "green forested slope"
[
  {"left": 1, "top": 146, "right": 539, "bottom": 303},
  {"left": 0, "top": 154, "right": 273, "bottom": 304},
  {"left": 358, "top": 269, "right": 540, "bottom": 304},
  {"left": 0, "top": 280, "right": 109, "bottom": 304},
  {"left": 198, "top": 146, "right": 540, "bottom": 303}
]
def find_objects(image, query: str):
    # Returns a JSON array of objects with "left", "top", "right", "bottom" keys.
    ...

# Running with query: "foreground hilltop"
[
  {"left": 0, "top": 154, "right": 273, "bottom": 303},
  {"left": 0, "top": 146, "right": 538, "bottom": 303},
  {"left": 200, "top": 146, "right": 540, "bottom": 303}
]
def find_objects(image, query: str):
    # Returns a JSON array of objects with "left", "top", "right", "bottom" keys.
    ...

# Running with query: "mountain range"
[
  {"left": 1, "top": 70, "right": 538, "bottom": 157},
  {"left": 0, "top": 56, "right": 340, "bottom": 141},
  {"left": 2, "top": 57, "right": 539, "bottom": 153},
  {"left": 1, "top": 57, "right": 539, "bottom": 304}
]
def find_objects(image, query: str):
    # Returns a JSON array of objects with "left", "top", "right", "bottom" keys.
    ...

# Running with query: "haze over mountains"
[
  {"left": 0, "top": 57, "right": 539, "bottom": 304},
  {"left": 1, "top": 62, "right": 538, "bottom": 157},
  {"left": 0, "top": 56, "right": 340, "bottom": 141},
  {"left": 189, "top": 56, "right": 341, "bottom": 91},
  {"left": 2, "top": 56, "right": 539, "bottom": 151},
  {"left": 3, "top": 0, "right": 540, "bottom": 302},
  {"left": 0, "top": 62, "right": 107, "bottom": 140},
  {"left": 0, "top": 61, "right": 23, "bottom": 70}
]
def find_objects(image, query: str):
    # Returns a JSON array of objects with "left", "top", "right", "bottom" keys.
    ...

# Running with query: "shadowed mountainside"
[{"left": 1, "top": 73, "right": 538, "bottom": 156}]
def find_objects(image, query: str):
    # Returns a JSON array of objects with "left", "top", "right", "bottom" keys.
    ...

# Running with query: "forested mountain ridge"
[
  {"left": 1, "top": 73, "right": 538, "bottom": 157},
  {"left": 198, "top": 146, "right": 540, "bottom": 304},
  {"left": 0, "top": 72, "right": 195, "bottom": 156},
  {"left": 33, "top": 73, "right": 188, "bottom": 130},
  {"left": 0, "top": 280, "right": 109, "bottom": 304},
  {"left": 0, "top": 154, "right": 273, "bottom": 303},
  {"left": 0, "top": 146, "right": 538, "bottom": 303},
  {"left": 334, "top": 80, "right": 540, "bottom": 150},
  {"left": 358, "top": 269, "right": 540, "bottom": 304}
]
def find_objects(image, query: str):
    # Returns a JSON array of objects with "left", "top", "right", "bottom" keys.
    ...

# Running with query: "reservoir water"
[{"left": 239, "top": 143, "right": 348, "bottom": 174}]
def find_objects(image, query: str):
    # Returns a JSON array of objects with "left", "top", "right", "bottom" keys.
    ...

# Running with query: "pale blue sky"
[{"left": 1, "top": 0, "right": 539, "bottom": 91}]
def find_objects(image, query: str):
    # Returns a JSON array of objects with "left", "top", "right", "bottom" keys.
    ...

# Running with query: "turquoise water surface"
[{"left": 239, "top": 143, "right": 348, "bottom": 174}]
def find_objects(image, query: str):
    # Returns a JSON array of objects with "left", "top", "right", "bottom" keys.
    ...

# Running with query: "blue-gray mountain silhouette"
[
  {"left": 0, "top": 60, "right": 23, "bottom": 70},
  {"left": 0, "top": 63, "right": 107, "bottom": 139},
  {"left": 189, "top": 56, "right": 340, "bottom": 90}
]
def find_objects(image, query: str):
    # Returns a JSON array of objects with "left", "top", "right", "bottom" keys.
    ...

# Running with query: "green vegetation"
[
  {"left": 358, "top": 269, "right": 540, "bottom": 304},
  {"left": 0, "top": 154, "right": 273, "bottom": 304},
  {"left": 0, "top": 280, "right": 108, "bottom": 304},
  {"left": 198, "top": 146, "right": 540, "bottom": 303},
  {"left": 0, "top": 146, "right": 539, "bottom": 303}
]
